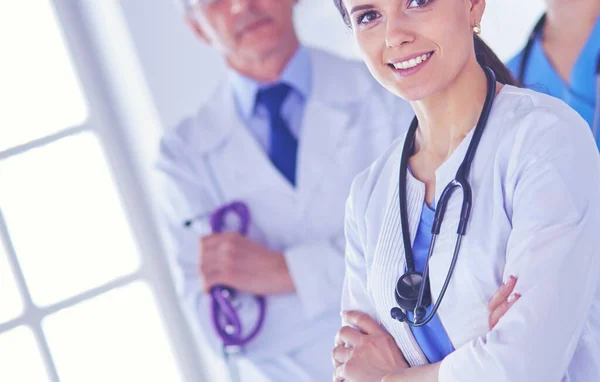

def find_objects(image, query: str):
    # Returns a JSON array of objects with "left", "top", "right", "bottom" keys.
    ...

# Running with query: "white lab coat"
[
  {"left": 343, "top": 85, "right": 600, "bottom": 381},
  {"left": 154, "top": 47, "right": 414, "bottom": 380}
]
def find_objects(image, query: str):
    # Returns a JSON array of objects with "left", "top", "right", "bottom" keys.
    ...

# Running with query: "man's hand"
[{"left": 199, "top": 232, "right": 295, "bottom": 295}]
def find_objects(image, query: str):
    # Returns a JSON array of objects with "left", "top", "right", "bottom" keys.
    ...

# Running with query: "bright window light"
[
  {"left": 0, "top": 326, "right": 49, "bottom": 381},
  {"left": 0, "top": 241, "right": 23, "bottom": 324},
  {"left": 0, "top": 132, "right": 141, "bottom": 307},
  {"left": 0, "top": 0, "right": 88, "bottom": 151},
  {"left": 44, "top": 281, "right": 183, "bottom": 382}
]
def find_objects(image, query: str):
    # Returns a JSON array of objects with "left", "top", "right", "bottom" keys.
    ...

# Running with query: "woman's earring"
[{"left": 473, "top": 21, "right": 482, "bottom": 35}]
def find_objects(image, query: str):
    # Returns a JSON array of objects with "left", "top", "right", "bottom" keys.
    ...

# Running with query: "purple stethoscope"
[
  {"left": 185, "top": 201, "right": 267, "bottom": 381},
  {"left": 209, "top": 202, "right": 267, "bottom": 346}
]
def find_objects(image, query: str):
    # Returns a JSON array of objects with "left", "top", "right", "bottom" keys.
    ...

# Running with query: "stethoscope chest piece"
[{"left": 394, "top": 271, "right": 432, "bottom": 310}]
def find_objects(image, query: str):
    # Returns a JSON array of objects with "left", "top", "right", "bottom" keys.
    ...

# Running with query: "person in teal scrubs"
[{"left": 506, "top": 1, "right": 600, "bottom": 144}]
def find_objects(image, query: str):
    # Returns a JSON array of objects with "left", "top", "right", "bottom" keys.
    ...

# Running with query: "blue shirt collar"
[
  {"left": 530, "top": 14, "right": 600, "bottom": 98},
  {"left": 228, "top": 46, "right": 312, "bottom": 121},
  {"left": 533, "top": 14, "right": 600, "bottom": 63}
]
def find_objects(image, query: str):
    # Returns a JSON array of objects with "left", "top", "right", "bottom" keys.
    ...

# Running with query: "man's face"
[{"left": 189, "top": 0, "right": 297, "bottom": 59}]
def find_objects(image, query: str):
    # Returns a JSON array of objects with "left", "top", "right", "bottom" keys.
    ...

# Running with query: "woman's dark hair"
[
  {"left": 333, "top": 0, "right": 351, "bottom": 26},
  {"left": 473, "top": 35, "right": 517, "bottom": 85},
  {"left": 332, "top": 0, "right": 518, "bottom": 86}
]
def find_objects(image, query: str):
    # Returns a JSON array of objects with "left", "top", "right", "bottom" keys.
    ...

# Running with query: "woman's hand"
[
  {"left": 334, "top": 279, "right": 520, "bottom": 381},
  {"left": 332, "top": 311, "right": 408, "bottom": 382},
  {"left": 382, "top": 277, "right": 522, "bottom": 382},
  {"left": 488, "top": 275, "right": 520, "bottom": 330}
]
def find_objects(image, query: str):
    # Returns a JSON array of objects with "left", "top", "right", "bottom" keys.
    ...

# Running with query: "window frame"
[{"left": 0, "top": 1, "right": 206, "bottom": 381}]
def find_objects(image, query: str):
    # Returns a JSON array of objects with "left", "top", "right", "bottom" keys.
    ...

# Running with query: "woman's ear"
[
  {"left": 469, "top": 0, "right": 486, "bottom": 25},
  {"left": 185, "top": 14, "right": 211, "bottom": 44}
]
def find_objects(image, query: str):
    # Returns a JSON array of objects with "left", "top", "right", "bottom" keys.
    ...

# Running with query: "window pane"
[
  {"left": 44, "top": 281, "right": 182, "bottom": 382},
  {"left": 0, "top": 0, "right": 88, "bottom": 152},
  {"left": 0, "top": 326, "right": 49, "bottom": 382},
  {"left": 0, "top": 132, "right": 140, "bottom": 307},
  {"left": 0, "top": 239, "right": 23, "bottom": 323}
]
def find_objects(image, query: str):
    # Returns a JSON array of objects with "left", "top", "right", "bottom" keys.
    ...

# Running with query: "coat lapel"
[
  {"left": 293, "top": 48, "right": 375, "bottom": 215},
  {"left": 368, "top": 139, "right": 430, "bottom": 367},
  {"left": 295, "top": 99, "right": 352, "bottom": 210}
]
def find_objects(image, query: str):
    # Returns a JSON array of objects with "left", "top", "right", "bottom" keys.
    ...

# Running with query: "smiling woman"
[{"left": 330, "top": 0, "right": 600, "bottom": 381}]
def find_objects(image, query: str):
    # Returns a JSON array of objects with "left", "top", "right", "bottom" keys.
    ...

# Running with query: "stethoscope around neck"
[
  {"left": 390, "top": 66, "right": 497, "bottom": 327},
  {"left": 519, "top": 13, "right": 600, "bottom": 139}
]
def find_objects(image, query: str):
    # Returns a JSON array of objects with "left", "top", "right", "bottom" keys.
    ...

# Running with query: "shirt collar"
[
  {"left": 228, "top": 46, "right": 313, "bottom": 120},
  {"left": 585, "top": 14, "right": 600, "bottom": 65},
  {"left": 534, "top": 14, "right": 600, "bottom": 57}
]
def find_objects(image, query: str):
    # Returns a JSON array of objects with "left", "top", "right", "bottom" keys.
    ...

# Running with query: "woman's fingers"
[
  {"left": 488, "top": 275, "right": 517, "bottom": 312},
  {"left": 335, "top": 325, "right": 363, "bottom": 346},
  {"left": 334, "top": 362, "right": 349, "bottom": 381},
  {"left": 489, "top": 293, "right": 521, "bottom": 330},
  {"left": 343, "top": 310, "right": 384, "bottom": 335},
  {"left": 332, "top": 344, "right": 352, "bottom": 366}
]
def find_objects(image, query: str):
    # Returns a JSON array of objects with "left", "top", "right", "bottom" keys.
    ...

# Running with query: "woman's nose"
[{"left": 385, "top": 16, "right": 415, "bottom": 48}]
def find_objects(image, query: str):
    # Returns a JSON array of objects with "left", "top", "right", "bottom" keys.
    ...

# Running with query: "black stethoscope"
[
  {"left": 518, "top": 13, "right": 600, "bottom": 138},
  {"left": 390, "top": 66, "right": 497, "bottom": 327}
]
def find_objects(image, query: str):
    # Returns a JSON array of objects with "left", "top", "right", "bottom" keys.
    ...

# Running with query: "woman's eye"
[
  {"left": 357, "top": 10, "right": 379, "bottom": 25},
  {"left": 407, "top": 0, "right": 430, "bottom": 8}
]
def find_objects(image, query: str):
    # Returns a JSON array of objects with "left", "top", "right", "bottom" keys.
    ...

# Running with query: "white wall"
[{"left": 117, "top": 0, "right": 545, "bottom": 131}]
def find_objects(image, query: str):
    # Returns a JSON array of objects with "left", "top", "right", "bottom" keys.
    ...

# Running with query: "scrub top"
[
  {"left": 506, "top": 15, "right": 600, "bottom": 144},
  {"left": 406, "top": 201, "right": 455, "bottom": 363}
]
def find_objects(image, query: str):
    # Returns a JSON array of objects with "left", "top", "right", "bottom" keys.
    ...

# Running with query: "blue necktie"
[{"left": 256, "top": 83, "right": 298, "bottom": 186}]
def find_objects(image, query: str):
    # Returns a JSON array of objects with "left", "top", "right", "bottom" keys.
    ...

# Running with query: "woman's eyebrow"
[{"left": 350, "top": 4, "right": 374, "bottom": 14}]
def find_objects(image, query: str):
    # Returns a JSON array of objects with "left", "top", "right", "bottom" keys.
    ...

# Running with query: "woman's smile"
[{"left": 387, "top": 51, "right": 434, "bottom": 77}]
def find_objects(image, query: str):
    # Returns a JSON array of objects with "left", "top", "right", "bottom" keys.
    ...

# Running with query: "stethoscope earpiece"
[
  {"left": 390, "top": 305, "right": 427, "bottom": 324},
  {"left": 390, "top": 307, "right": 406, "bottom": 322},
  {"left": 414, "top": 305, "right": 427, "bottom": 321}
]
